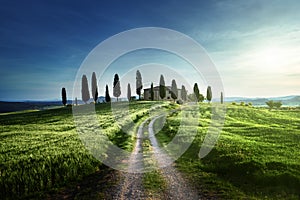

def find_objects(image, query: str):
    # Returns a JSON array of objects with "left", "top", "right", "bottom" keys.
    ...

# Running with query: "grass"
[
  {"left": 156, "top": 103, "right": 300, "bottom": 199},
  {"left": 2, "top": 100, "right": 299, "bottom": 199},
  {"left": 0, "top": 101, "right": 159, "bottom": 199},
  {"left": 141, "top": 120, "right": 167, "bottom": 198}
]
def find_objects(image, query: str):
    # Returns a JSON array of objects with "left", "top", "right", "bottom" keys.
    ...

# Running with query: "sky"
[{"left": 0, "top": 0, "right": 299, "bottom": 101}]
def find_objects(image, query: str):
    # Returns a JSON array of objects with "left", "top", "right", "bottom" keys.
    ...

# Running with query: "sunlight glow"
[{"left": 252, "top": 46, "right": 287, "bottom": 71}]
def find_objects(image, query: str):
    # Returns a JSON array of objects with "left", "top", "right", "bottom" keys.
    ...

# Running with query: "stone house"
[{"left": 143, "top": 86, "right": 182, "bottom": 101}]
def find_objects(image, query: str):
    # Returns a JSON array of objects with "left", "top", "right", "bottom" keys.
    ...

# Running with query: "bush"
[
  {"left": 232, "top": 102, "right": 236, "bottom": 105},
  {"left": 176, "top": 100, "right": 183, "bottom": 105},
  {"left": 266, "top": 100, "right": 282, "bottom": 110},
  {"left": 274, "top": 101, "right": 282, "bottom": 109},
  {"left": 240, "top": 101, "right": 245, "bottom": 106}
]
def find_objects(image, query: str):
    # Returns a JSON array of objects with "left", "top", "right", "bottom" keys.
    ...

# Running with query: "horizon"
[
  {"left": 0, "top": 1, "right": 299, "bottom": 101},
  {"left": 2, "top": 94, "right": 299, "bottom": 103}
]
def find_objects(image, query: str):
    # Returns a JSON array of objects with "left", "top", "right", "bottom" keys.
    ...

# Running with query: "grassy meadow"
[
  {"left": 156, "top": 103, "right": 300, "bottom": 199},
  {"left": 0, "top": 101, "right": 161, "bottom": 199},
  {"left": 1, "top": 101, "right": 299, "bottom": 199}
]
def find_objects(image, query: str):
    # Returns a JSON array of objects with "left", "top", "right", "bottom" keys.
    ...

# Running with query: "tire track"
[
  {"left": 114, "top": 118, "right": 149, "bottom": 200},
  {"left": 148, "top": 115, "right": 200, "bottom": 200}
]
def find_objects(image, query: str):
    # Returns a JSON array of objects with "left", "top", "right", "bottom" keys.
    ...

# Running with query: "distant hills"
[
  {"left": 223, "top": 95, "right": 300, "bottom": 106},
  {"left": 0, "top": 95, "right": 299, "bottom": 113},
  {"left": 0, "top": 101, "right": 70, "bottom": 113}
]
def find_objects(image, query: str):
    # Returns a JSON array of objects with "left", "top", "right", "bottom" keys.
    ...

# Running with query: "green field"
[
  {"left": 1, "top": 102, "right": 300, "bottom": 199},
  {"left": 0, "top": 101, "right": 162, "bottom": 199},
  {"left": 156, "top": 103, "right": 300, "bottom": 199}
]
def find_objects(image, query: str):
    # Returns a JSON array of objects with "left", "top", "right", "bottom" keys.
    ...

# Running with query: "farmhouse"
[{"left": 144, "top": 86, "right": 182, "bottom": 101}]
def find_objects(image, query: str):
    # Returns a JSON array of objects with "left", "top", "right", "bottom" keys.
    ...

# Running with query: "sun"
[{"left": 252, "top": 46, "right": 287, "bottom": 71}]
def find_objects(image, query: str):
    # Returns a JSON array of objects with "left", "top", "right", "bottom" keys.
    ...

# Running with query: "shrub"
[
  {"left": 240, "top": 101, "right": 245, "bottom": 106},
  {"left": 176, "top": 100, "right": 183, "bottom": 105}
]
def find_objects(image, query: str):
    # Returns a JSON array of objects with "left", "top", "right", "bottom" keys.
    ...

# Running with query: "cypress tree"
[
  {"left": 81, "top": 75, "right": 90, "bottom": 104},
  {"left": 61, "top": 87, "right": 67, "bottom": 106},
  {"left": 193, "top": 83, "right": 200, "bottom": 102},
  {"left": 159, "top": 74, "right": 166, "bottom": 100},
  {"left": 207, "top": 86, "right": 212, "bottom": 103},
  {"left": 127, "top": 83, "right": 131, "bottom": 101},
  {"left": 181, "top": 85, "right": 187, "bottom": 101},
  {"left": 136, "top": 70, "right": 143, "bottom": 100},
  {"left": 150, "top": 82, "right": 154, "bottom": 101},
  {"left": 105, "top": 84, "right": 111, "bottom": 103},
  {"left": 113, "top": 74, "right": 121, "bottom": 101},
  {"left": 171, "top": 79, "right": 178, "bottom": 101},
  {"left": 221, "top": 92, "right": 224, "bottom": 104},
  {"left": 91, "top": 72, "right": 98, "bottom": 103}
]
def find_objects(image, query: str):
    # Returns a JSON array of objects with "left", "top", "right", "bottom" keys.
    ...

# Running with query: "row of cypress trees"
[{"left": 61, "top": 70, "right": 223, "bottom": 105}]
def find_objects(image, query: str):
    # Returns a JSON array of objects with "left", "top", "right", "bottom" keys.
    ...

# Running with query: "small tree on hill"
[
  {"left": 61, "top": 87, "right": 67, "bottom": 106},
  {"left": 91, "top": 72, "right": 98, "bottom": 103},
  {"left": 266, "top": 100, "right": 274, "bottom": 110},
  {"left": 274, "top": 101, "right": 282, "bottom": 109},
  {"left": 171, "top": 79, "right": 178, "bottom": 101},
  {"left": 150, "top": 82, "right": 154, "bottom": 101},
  {"left": 136, "top": 70, "right": 143, "bottom": 100},
  {"left": 159, "top": 74, "right": 166, "bottom": 100},
  {"left": 181, "top": 85, "right": 187, "bottom": 101},
  {"left": 81, "top": 75, "right": 90, "bottom": 104},
  {"left": 105, "top": 84, "right": 111, "bottom": 103},
  {"left": 113, "top": 74, "right": 121, "bottom": 101},
  {"left": 127, "top": 83, "right": 131, "bottom": 101},
  {"left": 207, "top": 86, "right": 212, "bottom": 103}
]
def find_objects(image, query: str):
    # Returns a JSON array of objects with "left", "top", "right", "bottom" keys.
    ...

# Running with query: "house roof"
[{"left": 144, "top": 86, "right": 181, "bottom": 91}]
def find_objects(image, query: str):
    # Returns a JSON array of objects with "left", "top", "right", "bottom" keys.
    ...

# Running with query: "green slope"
[{"left": 156, "top": 104, "right": 300, "bottom": 199}]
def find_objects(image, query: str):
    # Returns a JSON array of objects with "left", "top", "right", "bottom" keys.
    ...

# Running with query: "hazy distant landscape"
[{"left": 1, "top": 95, "right": 299, "bottom": 113}]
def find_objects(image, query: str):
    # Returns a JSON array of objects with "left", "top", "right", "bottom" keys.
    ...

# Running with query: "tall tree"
[
  {"left": 159, "top": 74, "right": 166, "bottom": 100},
  {"left": 81, "top": 75, "right": 90, "bottom": 104},
  {"left": 150, "top": 82, "right": 154, "bottom": 101},
  {"left": 127, "top": 83, "right": 131, "bottom": 101},
  {"left": 171, "top": 79, "right": 178, "bottom": 101},
  {"left": 113, "top": 74, "right": 121, "bottom": 101},
  {"left": 193, "top": 83, "right": 200, "bottom": 102},
  {"left": 105, "top": 84, "right": 111, "bottom": 103},
  {"left": 207, "top": 86, "right": 212, "bottom": 103},
  {"left": 136, "top": 70, "right": 143, "bottom": 100},
  {"left": 221, "top": 92, "right": 224, "bottom": 104},
  {"left": 91, "top": 72, "right": 98, "bottom": 103},
  {"left": 61, "top": 87, "right": 67, "bottom": 106},
  {"left": 181, "top": 85, "right": 187, "bottom": 101}
]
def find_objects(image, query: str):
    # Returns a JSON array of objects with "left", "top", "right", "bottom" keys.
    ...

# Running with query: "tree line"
[{"left": 61, "top": 70, "right": 224, "bottom": 105}]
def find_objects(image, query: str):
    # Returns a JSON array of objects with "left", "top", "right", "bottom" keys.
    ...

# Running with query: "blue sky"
[{"left": 0, "top": 0, "right": 299, "bottom": 101}]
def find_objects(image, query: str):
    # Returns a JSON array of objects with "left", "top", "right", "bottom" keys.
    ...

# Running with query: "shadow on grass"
[{"left": 183, "top": 145, "right": 300, "bottom": 198}]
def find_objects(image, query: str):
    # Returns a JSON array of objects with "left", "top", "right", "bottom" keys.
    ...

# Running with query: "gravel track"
[
  {"left": 113, "top": 119, "right": 149, "bottom": 200},
  {"left": 148, "top": 115, "right": 200, "bottom": 200},
  {"left": 114, "top": 115, "right": 201, "bottom": 199}
]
